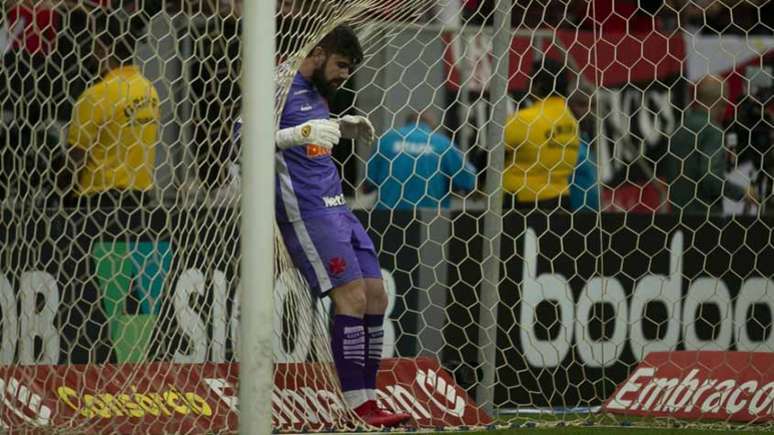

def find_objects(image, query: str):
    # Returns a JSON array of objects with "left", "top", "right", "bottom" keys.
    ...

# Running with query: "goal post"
[
  {"left": 476, "top": 0, "right": 510, "bottom": 416},
  {"left": 238, "top": 1, "right": 274, "bottom": 434}
]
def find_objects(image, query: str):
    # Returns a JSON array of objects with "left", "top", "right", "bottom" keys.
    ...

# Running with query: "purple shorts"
[{"left": 278, "top": 211, "right": 382, "bottom": 296}]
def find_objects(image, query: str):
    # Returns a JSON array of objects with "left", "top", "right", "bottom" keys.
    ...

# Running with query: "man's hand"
[
  {"left": 275, "top": 119, "right": 341, "bottom": 150},
  {"left": 338, "top": 115, "right": 376, "bottom": 146}
]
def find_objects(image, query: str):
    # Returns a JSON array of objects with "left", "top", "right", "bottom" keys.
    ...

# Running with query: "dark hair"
[
  {"left": 531, "top": 58, "right": 568, "bottom": 98},
  {"left": 316, "top": 25, "right": 364, "bottom": 66},
  {"left": 406, "top": 111, "right": 436, "bottom": 128},
  {"left": 93, "top": 11, "right": 141, "bottom": 63}
]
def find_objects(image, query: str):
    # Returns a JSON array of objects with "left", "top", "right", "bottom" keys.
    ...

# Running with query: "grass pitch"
[{"left": 481, "top": 412, "right": 774, "bottom": 434}]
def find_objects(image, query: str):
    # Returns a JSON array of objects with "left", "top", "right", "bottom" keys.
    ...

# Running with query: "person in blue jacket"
[
  {"left": 567, "top": 93, "right": 600, "bottom": 213},
  {"left": 367, "top": 112, "right": 476, "bottom": 209},
  {"left": 569, "top": 138, "right": 600, "bottom": 212}
]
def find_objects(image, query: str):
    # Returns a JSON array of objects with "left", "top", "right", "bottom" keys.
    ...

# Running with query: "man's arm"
[
  {"left": 234, "top": 64, "right": 341, "bottom": 152},
  {"left": 63, "top": 91, "right": 100, "bottom": 195},
  {"left": 569, "top": 141, "right": 600, "bottom": 211},
  {"left": 232, "top": 116, "right": 341, "bottom": 151},
  {"left": 275, "top": 119, "right": 341, "bottom": 149}
]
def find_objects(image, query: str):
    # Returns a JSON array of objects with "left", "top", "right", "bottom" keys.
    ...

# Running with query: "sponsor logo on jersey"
[
  {"left": 293, "top": 89, "right": 309, "bottom": 96},
  {"left": 322, "top": 194, "right": 346, "bottom": 208},
  {"left": 392, "top": 140, "right": 434, "bottom": 156},
  {"left": 300, "top": 103, "right": 313, "bottom": 112},
  {"left": 306, "top": 144, "right": 331, "bottom": 158}
]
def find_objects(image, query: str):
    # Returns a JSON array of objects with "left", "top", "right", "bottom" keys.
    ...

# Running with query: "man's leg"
[
  {"left": 358, "top": 277, "right": 410, "bottom": 425},
  {"left": 347, "top": 210, "right": 391, "bottom": 403},
  {"left": 279, "top": 211, "right": 408, "bottom": 426},
  {"left": 362, "top": 278, "right": 388, "bottom": 402},
  {"left": 347, "top": 211, "right": 410, "bottom": 425},
  {"left": 277, "top": 217, "right": 371, "bottom": 411},
  {"left": 329, "top": 279, "right": 369, "bottom": 410}
]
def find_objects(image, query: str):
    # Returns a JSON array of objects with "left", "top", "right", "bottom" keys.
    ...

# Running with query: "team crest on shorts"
[
  {"left": 328, "top": 257, "right": 347, "bottom": 276},
  {"left": 301, "top": 125, "right": 312, "bottom": 138}
]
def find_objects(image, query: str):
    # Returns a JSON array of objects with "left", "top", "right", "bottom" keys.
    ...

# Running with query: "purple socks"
[
  {"left": 331, "top": 314, "right": 386, "bottom": 407},
  {"left": 364, "top": 314, "right": 384, "bottom": 401},
  {"left": 332, "top": 314, "right": 367, "bottom": 408}
]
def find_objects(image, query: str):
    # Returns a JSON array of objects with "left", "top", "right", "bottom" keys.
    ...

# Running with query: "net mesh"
[{"left": 0, "top": 0, "right": 772, "bottom": 433}]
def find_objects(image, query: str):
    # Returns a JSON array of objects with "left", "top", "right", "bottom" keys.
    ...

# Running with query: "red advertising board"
[
  {"left": 603, "top": 351, "right": 774, "bottom": 422},
  {"left": 441, "top": 30, "right": 685, "bottom": 92},
  {"left": 0, "top": 357, "right": 488, "bottom": 433}
]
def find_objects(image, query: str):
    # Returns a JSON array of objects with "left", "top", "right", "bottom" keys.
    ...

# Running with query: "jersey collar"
[
  {"left": 415, "top": 122, "right": 432, "bottom": 132},
  {"left": 542, "top": 95, "right": 566, "bottom": 105},
  {"left": 104, "top": 65, "right": 140, "bottom": 80},
  {"left": 293, "top": 71, "right": 314, "bottom": 88}
]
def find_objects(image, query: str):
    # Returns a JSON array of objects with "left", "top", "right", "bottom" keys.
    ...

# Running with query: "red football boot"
[{"left": 355, "top": 400, "right": 412, "bottom": 427}]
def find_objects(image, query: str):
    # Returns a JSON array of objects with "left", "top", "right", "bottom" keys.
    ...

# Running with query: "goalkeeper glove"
[
  {"left": 275, "top": 119, "right": 341, "bottom": 150},
  {"left": 337, "top": 115, "right": 376, "bottom": 146}
]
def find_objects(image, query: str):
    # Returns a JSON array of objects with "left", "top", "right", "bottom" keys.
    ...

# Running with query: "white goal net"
[{"left": 0, "top": 0, "right": 772, "bottom": 433}]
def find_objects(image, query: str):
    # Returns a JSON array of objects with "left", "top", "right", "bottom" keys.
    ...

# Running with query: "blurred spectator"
[
  {"left": 568, "top": 91, "right": 595, "bottom": 141},
  {"left": 451, "top": 0, "right": 774, "bottom": 35},
  {"left": 502, "top": 58, "right": 580, "bottom": 211},
  {"left": 0, "top": 1, "right": 66, "bottom": 201},
  {"left": 188, "top": 5, "right": 241, "bottom": 190},
  {"left": 567, "top": 93, "right": 599, "bottom": 212},
  {"left": 64, "top": 11, "right": 159, "bottom": 208},
  {"left": 167, "top": 0, "right": 241, "bottom": 16},
  {"left": 672, "top": 0, "right": 772, "bottom": 35},
  {"left": 569, "top": 141, "right": 600, "bottom": 212},
  {"left": 463, "top": 0, "right": 577, "bottom": 28},
  {"left": 5, "top": 1, "right": 59, "bottom": 55},
  {"left": 366, "top": 112, "right": 476, "bottom": 209},
  {"left": 724, "top": 64, "right": 773, "bottom": 214},
  {"left": 453, "top": 0, "right": 774, "bottom": 34},
  {"left": 665, "top": 75, "right": 757, "bottom": 216}
]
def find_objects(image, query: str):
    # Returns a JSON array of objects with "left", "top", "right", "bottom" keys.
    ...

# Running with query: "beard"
[{"left": 311, "top": 65, "right": 342, "bottom": 100}]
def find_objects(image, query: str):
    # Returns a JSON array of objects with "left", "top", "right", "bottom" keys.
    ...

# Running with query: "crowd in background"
[
  {"left": 0, "top": 0, "right": 771, "bottom": 216},
  {"left": 459, "top": 0, "right": 773, "bottom": 35}
]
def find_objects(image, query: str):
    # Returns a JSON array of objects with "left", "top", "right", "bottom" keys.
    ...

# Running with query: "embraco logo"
[
  {"left": 92, "top": 241, "right": 172, "bottom": 363},
  {"left": 57, "top": 385, "right": 212, "bottom": 419}
]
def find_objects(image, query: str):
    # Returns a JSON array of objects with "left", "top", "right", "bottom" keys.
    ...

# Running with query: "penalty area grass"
[
  {"left": 478, "top": 413, "right": 774, "bottom": 434},
  {"left": 481, "top": 428, "right": 771, "bottom": 434}
]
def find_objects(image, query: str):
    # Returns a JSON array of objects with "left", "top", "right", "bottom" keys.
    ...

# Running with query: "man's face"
[{"left": 312, "top": 52, "right": 354, "bottom": 99}]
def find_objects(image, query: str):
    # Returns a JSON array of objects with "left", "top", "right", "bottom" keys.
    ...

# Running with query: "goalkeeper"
[{"left": 235, "top": 25, "right": 410, "bottom": 427}]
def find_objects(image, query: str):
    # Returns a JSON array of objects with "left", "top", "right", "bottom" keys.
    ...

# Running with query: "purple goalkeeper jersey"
[
  {"left": 275, "top": 73, "right": 347, "bottom": 222},
  {"left": 232, "top": 72, "right": 347, "bottom": 221}
]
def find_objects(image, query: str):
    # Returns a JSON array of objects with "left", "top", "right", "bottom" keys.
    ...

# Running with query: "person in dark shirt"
[{"left": 665, "top": 75, "right": 757, "bottom": 216}]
